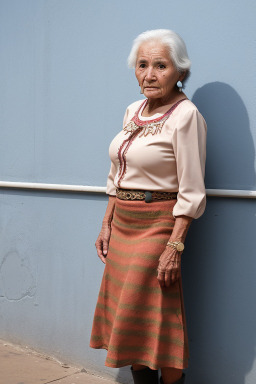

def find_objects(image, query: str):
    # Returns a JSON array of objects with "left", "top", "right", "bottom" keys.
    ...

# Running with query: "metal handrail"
[{"left": 0, "top": 181, "right": 256, "bottom": 198}]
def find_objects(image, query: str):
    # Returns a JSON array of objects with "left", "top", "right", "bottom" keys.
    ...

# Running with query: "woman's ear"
[{"left": 179, "top": 71, "right": 187, "bottom": 82}]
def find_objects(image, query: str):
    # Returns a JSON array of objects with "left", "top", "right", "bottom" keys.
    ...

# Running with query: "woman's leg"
[
  {"left": 132, "top": 364, "right": 147, "bottom": 371},
  {"left": 131, "top": 364, "right": 158, "bottom": 384},
  {"left": 161, "top": 367, "right": 183, "bottom": 384}
]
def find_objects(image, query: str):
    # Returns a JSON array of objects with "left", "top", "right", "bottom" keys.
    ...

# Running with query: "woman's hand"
[
  {"left": 95, "top": 221, "right": 111, "bottom": 264},
  {"left": 95, "top": 195, "right": 116, "bottom": 264},
  {"left": 157, "top": 246, "right": 182, "bottom": 287},
  {"left": 157, "top": 215, "right": 192, "bottom": 287}
]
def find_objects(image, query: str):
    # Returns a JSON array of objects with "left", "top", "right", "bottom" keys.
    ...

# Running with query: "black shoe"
[
  {"left": 160, "top": 373, "right": 185, "bottom": 384},
  {"left": 131, "top": 366, "right": 159, "bottom": 384}
]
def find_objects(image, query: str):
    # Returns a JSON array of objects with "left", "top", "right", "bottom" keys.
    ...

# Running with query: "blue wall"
[{"left": 0, "top": 1, "right": 256, "bottom": 383}]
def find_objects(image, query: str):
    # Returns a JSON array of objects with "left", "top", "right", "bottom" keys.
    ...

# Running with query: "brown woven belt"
[{"left": 116, "top": 188, "right": 177, "bottom": 203}]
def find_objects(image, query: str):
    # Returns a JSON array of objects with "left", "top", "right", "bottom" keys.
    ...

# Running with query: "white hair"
[{"left": 127, "top": 29, "right": 191, "bottom": 81}]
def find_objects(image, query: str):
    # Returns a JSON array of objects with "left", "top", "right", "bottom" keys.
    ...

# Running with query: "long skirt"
[{"left": 90, "top": 198, "right": 189, "bottom": 370}]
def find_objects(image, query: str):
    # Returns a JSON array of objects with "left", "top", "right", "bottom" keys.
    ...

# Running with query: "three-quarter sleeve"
[{"left": 172, "top": 108, "right": 207, "bottom": 219}]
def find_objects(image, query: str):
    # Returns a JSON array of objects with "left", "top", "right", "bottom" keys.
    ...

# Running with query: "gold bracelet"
[{"left": 167, "top": 241, "right": 185, "bottom": 252}]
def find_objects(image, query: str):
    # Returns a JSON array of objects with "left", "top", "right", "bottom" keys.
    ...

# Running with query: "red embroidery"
[
  {"left": 133, "top": 98, "right": 186, "bottom": 125},
  {"left": 123, "top": 98, "right": 187, "bottom": 136},
  {"left": 117, "top": 128, "right": 143, "bottom": 187}
]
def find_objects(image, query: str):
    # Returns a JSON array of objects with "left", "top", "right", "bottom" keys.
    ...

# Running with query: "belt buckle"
[{"left": 145, "top": 191, "right": 152, "bottom": 203}]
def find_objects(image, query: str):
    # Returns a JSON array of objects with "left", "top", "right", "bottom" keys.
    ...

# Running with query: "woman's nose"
[{"left": 145, "top": 67, "right": 156, "bottom": 81}]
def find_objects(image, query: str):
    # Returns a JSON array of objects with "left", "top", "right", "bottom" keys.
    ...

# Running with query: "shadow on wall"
[
  {"left": 181, "top": 82, "right": 256, "bottom": 384},
  {"left": 183, "top": 198, "right": 256, "bottom": 384},
  {"left": 192, "top": 81, "right": 256, "bottom": 190}
]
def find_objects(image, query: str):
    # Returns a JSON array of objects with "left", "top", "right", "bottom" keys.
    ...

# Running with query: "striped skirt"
[{"left": 90, "top": 198, "right": 189, "bottom": 369}]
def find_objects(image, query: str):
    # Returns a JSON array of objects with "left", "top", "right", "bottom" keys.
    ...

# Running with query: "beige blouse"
[{"left": 106, "top": 98, "right": 207, "bottom": 219}]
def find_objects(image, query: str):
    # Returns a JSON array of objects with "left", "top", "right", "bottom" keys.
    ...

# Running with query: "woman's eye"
[
  {"left": 139, "top": 63, "right": 146, "bottom": 68},
  {"left": 158, "top": 64, "right": 166, "bottom": 69}
]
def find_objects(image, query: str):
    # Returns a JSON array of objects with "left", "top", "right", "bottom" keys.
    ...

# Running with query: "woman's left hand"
[{"left": 157, "top": 247, "right": 182, "bottom": 287}]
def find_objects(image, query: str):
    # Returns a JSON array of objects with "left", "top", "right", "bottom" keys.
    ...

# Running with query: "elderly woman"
[{"left": 90, "top": 29, "right": 206, "bottom": 384}]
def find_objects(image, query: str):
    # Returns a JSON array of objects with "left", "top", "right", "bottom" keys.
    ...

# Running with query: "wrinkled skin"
[
  {"left": 157, "top": 215, "right": 192, "bottom": 287},
  {"left": 157, "top": 247, "right": 182, "bottom": 287},
  {"left": 135, "top": 41, "right": 186, "bottom": 113}
]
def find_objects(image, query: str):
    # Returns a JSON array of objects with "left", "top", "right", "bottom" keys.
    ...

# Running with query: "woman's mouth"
[{"left": 144, "top": 86, "right": 158, "bottom": 90}]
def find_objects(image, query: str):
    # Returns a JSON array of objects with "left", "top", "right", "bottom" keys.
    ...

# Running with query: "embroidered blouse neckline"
[
  {"left": 122, "top": 98, "right": 187, "bottom": 137},
  {"left": 135, "top": 98, "right": 187, "bottom": 125},
  {"left": 138, "top": 106, "right": 163, "bottom": 121}
]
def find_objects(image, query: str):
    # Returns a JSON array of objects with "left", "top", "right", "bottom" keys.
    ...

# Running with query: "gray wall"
[{"left": 0, "top": 1, "right": 256, "bottom": 383}]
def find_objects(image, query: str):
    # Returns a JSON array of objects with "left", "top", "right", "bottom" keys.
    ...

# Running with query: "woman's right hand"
[{"left": 95, "top": 222, "right": 111, "bottom": 264}]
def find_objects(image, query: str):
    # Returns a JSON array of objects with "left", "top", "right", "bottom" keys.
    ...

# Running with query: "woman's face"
[{"left": 135, "top": 41, "right": 183, "bottom": 101}]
